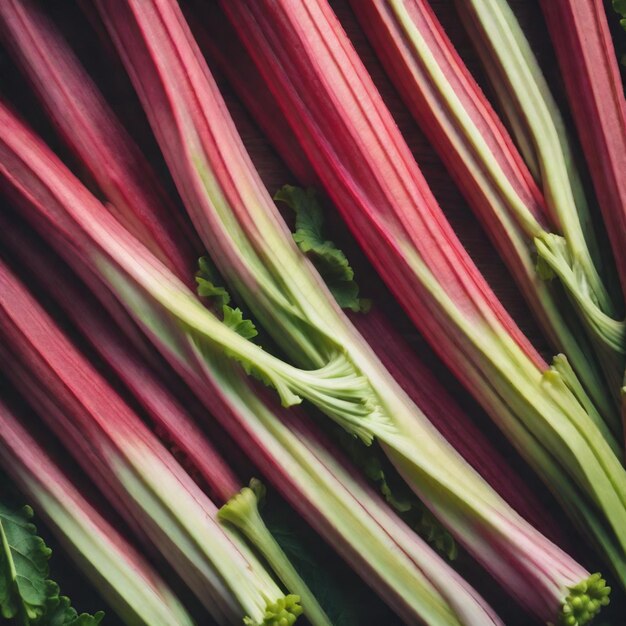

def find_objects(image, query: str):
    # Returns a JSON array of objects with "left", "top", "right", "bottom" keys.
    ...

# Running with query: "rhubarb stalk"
[
  {"left": 0, "top": 396, "right": 195, "bottom": 626},
  {"left": 0, "top": 106, "right": 505, "bottom": 626},
  {"left": 454, "top": 0, "right": 625, "bottom": 404},
  {"left": 0, "top": 0, "right": 199, "bottom": 283},
  {"left": 0, "top": 258, "right": 302, "bottom": 626},
  {"left": 216, "top": 0, "right": 626, "bottom": 593},
  {"left": 0, "top": 209, "right": 331, "bottom": 626},
  {"left": 538, "top": 0, "right": 626, "bottom": 433},
  {"left": 87, "top": 0, "right": 611, "bottom": 622},
  {"left": 344, "top": 0, "right": 623, "bottom": 432}
]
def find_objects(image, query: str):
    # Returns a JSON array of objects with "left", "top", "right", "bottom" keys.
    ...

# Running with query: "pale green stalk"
[
  {"left": 458, "top": 0, "right": 626, "bottom": 397},
  {"left": 219, "top": 480, "right": 331, "bottom": 626},
  {"left": 0, "top": 399, "right": 195, "bottom": 626}
]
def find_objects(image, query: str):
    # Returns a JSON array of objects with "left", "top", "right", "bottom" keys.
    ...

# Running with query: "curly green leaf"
[{"left": 275, "top": 186, "right": 370, "bottom": 313}]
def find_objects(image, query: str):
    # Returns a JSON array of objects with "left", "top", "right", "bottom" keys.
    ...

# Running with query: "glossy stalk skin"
[
  {"left": 351, "top": 309, "right": 569, "bottom": 548},
  {"left": 0, "top": 211, "right": 332, "bottom": 626},
  {"left": 13, "top": 0, "right": 561, "bottom": 549},
  {"left": 189, "top": 1, "right": 583, "bottom": 550},
  {"left": 0, "top": 0, "right": 199, "bottom": 284},
  {"left": 0, "top": 212, "right": 239, "bottom": 505},
  {"left": 347, "top": 0, "right": 621, "bottom": 432},
  {"left": 539, "top": 0, "right": 626, "bottom": 433},
  {"left": 0, "top": 398, "right": 196, "bottom": 626},
  {"left": 219, "top": 0, "right": 626, "bottom": 593},
  {"left": 95, "top": 1, "right": 608, "bottom": 622},
  {"left": 0, "top": 261, "right": 296, "bottom": 626},
  {"left": 456, "top": 0, "right": 624, "bottom": 418},
  {"left": 0, "top": 106, "right": 503, "bottom": 626},
  {"left": 538, "top": 0, "right": 626, "bottom": 302}
]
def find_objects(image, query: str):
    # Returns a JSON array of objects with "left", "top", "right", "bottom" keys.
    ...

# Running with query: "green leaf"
[
  {"left": 195, "top": 256, "right": 231, "bottom": 307},
  {"left": 195, "top": 257, "right": 258, "bottom": 340},
  {"left": 338, "top": 435, "right": 412, "bottom": 513},
  {"left": 44, "top": 594, "right": 104, "bottom": 626},
  {"left": 0, "top": 500, "right": 103, "bottom": 626},
  {"left": 223, "top": 305, "right": 258, "bottom": 340},
  {"left": 274, "top": 185, "right": 370, "bottom": 312},
  {"left": 0, "top": 503, "right": 51, "bottom": 622},
  {"left": 263, "top": 496, "right": 396, "bottom": 626}
]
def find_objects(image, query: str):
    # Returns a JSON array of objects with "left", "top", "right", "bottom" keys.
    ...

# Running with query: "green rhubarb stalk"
[
  {"left": 0, "top": 398, "right": 194, "bottom": 626},
  {"left": 219, "top": 480, "right": 327, "bottom": 626},
  {"left": 0, "top": 254, "right": 303, "bottom": 626},
  {"left": 214, "top": 0, "right": 626, "bottom": 602},
  {"left": 92, "top": 1, "right": 612, "bottom": 622},
  {"left": 346, "top": 0, "right": 619, "bottom": 434},
  {"left": 458, "top": 0, "right": 625, "bottom": 395},
  {"left": 0, "top": 104, "right": 505, "bottom": 626}
]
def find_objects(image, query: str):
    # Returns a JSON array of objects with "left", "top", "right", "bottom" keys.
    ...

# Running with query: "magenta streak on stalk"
[
  {"left": 186, "top": 1, "right": 569, "bottom": 549},
  {"left": 218, "top": 0, "right": 545, "bottom": 381},
  {"left": 0, "top": 261, "right": 252, "bottom": 624},
  {"left": 0, "top": 398, "right": 192, "bottom": 626},
  {"left": 88, "top": 2, "right": 600, "bottom": 620},
  {"left": 355, "top": 0, "right": 548, "bottom": 226},
  {"left": 0, "top": 216, "right": 239, "bottom": 505},
  {"left": 539, "top": 0, "right": 626, "bottom": 300},
  {"left": 0, "top": 0, "right": 199, "bottom": 286},
  {"left": 0, "top": 102, "right": 504, "bottom": 625},
  {"left": 183, "top": 0, "right": 319, "bottom": 188}
]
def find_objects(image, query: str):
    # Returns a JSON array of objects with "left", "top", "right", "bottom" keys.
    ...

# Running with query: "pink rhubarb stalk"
[
  {"left": 539, "top": 0, "right": 626, "bottom": 301},
  {"left": 2, "top": 0, "right": 565, "bottom": 548},
  {"left": 0, "top": 397, "right": 196, "bottom": 626},
  {"left": 0, "top": 105, "right": 503, "bottom": 626},
  {"left": 90, "top": 1, "right": 607, "bottom": 621},
  {"left": 0, "top": 0, "right": 199, "bottom": 284},
  {"left": 346, "top": 0, "right": 621, "bottom": 430},
  {"left": 218, "top": 0, "right": 626, "bottom": 594},
  {"left": 0, "top": 259, "right": 300, "bottom": 626}
]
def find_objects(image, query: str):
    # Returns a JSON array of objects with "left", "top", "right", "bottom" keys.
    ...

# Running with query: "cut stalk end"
[{"left": 558, "top": 573, "right": 610, "bottom": 626}]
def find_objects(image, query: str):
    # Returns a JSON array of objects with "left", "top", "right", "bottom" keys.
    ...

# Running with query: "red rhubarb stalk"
[
  {"left": 0, "top": 213, "right": 239, "bottom": 504},
  {"left": 0, "top": 258, "right": 303, "bottom": 626},
  {"left": 0, "top": 397, "right": 196, "bottom": 626},
  {"left": 539, "top": 0, "right": 626, "bottom": 301},
  {"left": 218, "top": 0, "right": 626, "bottom": 592},
  {"left": 3, "top": 0, "right": 565, "bottom": 548},
  {"left": 0, "top": 107, "right": 504, "bottom": 626},
  {"left": 346, "top": 0, "right": 622, "bottom": 430},
  {"left": 0, "top": 0, "right": 199, "bottom": 284},
  {"left": 539, "top": 0, "right": 626, "bottom": 431}
]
